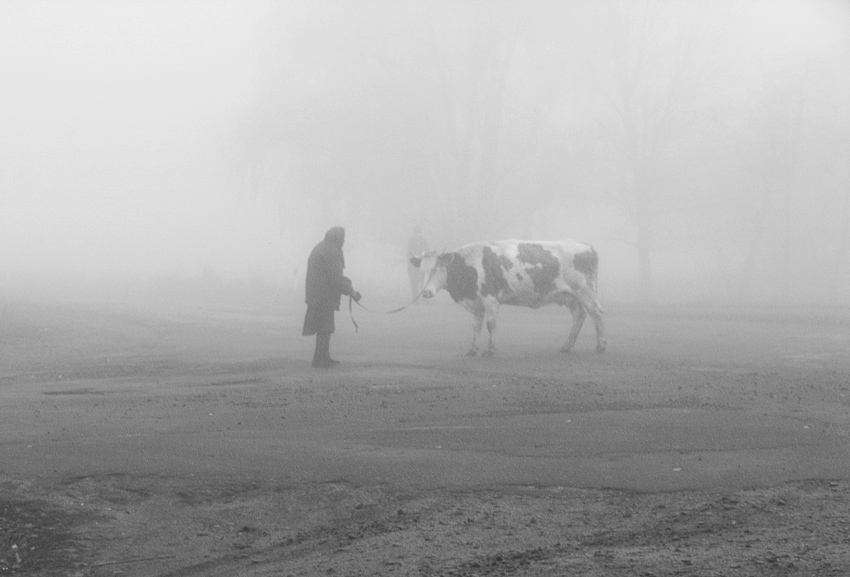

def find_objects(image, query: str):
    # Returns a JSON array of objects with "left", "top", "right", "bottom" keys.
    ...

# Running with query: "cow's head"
[{"left": 409, "top": 250, "right": 448, "bottom": 299}]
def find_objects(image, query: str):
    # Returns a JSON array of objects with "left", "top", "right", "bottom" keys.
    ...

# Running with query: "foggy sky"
[
  {"left": 2, "top": 0, "right": 849, "bottom": 303},
  {"left": 1, "top": 1, "right": 267, "bottom": 284}
]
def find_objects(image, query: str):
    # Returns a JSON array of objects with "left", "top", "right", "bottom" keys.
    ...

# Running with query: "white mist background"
[{"left": 2, "top": 0, "right": 849, "bottom": 304}]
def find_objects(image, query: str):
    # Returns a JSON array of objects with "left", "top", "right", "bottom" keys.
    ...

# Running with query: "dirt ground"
[{"left": 2, "top": 285, "right": 850, "bottom": 576}]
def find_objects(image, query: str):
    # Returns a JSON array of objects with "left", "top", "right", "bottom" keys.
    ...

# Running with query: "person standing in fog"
[
  {"left": 407, "top": 226, "right": 430, "bottom": 300},
  {"left": 303, "top": 226, "right": 361, "bottom": 368}
]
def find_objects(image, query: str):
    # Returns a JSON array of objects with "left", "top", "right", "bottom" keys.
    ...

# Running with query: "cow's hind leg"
[
  {"left": 467, "top": 309, "right": 485, "bottom": 356},
  {"left": 560, "top": 300, "right": 586, "bottom": 353},
  {"left": 581, "top": 294, "right": 607, "bottom": 353}
]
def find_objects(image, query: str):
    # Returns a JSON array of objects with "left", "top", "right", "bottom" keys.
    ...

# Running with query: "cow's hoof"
[
  {"left": 595, "top": 345, "right": 607, "bottom": 354},
  {"left": 466, "top": 349, "right": 478, "bottom": 357},
  {"left": 559, "top": 346, "right": 573, "bottom": 353}
]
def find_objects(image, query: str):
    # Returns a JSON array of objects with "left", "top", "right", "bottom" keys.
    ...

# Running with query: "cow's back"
[{"left": 457, "top": 239, "right": 596, "bottom": 307}]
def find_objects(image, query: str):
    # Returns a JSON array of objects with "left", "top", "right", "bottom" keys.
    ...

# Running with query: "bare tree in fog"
[
  {"left": 415, "top": 3, "right": 566, "bottom": 242},
  {"left": 233, "top": 2, "right": 577, "bottom": 249},
  {"left": 219, "top": 0, "right": 850, "bottom": 302},
  {"left": 730, "top": 51, "right": 850, "bottom": 303},
  {"left": 418, "top": 3, "right": 523, "bottom": 240},
  {"left": 835, "top": 145, "right": 850, "bottom": 300},
  {"left": 581, "top": 1, "right": 730, "bottom": 301},
  {"left": 738, "top": 63, "right": 808, "bottom": 301}
]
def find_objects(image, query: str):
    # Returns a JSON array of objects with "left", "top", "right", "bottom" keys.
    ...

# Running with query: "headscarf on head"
[{"left": 324, "top": 226, "right": 345, "bottom": 249}]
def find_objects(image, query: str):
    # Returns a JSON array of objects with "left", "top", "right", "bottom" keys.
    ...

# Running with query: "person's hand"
[{"left": 353, "top": 291, "right": 362, "bottom": 302}]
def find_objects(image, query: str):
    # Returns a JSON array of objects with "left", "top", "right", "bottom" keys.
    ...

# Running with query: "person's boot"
[
  {"left": 312, "top": 333, "right": 337, "bottom": 368},
  {"left": 322, "top": 333, "right": 340, "bottom": 365},
  {"left": 312, "top": 333, "right": 331, "bottom": 367}
]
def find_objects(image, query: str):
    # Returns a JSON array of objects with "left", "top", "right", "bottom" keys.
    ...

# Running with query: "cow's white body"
[{"left": 411, "top": 240, "right": 606, "bottom": 356}]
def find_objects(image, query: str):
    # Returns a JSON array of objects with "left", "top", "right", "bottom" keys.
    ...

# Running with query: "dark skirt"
[{"left": 302, "top": 305, "right": 335, "bottom": 335}]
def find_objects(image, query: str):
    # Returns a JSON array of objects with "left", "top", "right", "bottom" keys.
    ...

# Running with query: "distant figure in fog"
[
  {"left": 303, "top": 226, "right": 361, "bottom": 368},
  {"left": 407, "top": 226, "right": 430, "bottom": 300}
]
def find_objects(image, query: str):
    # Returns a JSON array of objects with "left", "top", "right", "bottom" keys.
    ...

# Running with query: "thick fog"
[{"left": 3, "top": 0, "right": 849, "bottom": 304}]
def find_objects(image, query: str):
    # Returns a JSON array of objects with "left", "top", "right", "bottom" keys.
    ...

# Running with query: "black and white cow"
[{"left": 409, "top": 240, "right": 606, "bottom": 357}]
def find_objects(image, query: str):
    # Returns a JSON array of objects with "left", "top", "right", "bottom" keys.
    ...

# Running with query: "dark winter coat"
[{"left": 304, "top": 226, "right": 354, "bottom": 311}]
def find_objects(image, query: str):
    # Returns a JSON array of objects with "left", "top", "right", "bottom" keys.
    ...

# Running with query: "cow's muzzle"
[{"left": 422, "top": 289, "right": 434, "bottom": 299}]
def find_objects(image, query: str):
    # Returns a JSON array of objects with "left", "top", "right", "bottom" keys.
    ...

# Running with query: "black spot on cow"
[
  {"left": 573, "top": 247, "right": 598, "bottom": 280},
  {"left": 441, "top": 252, "right": 478, "bottom": 303},
  {"left": 517, "top": 243, "right": 560, "bottom": 295},
  {"left": 481, "top": 246, "right": 513, "bottom": 298}
]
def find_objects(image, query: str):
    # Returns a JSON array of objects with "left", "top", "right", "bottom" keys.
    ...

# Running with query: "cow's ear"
[{"left": 409, "top": 256, "right": 422, "bottom": 268}]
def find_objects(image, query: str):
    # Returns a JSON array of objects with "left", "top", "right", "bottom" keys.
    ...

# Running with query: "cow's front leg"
[
  {"left": 467, "top": 309, "right": 485, "bottom": 356},
  {"left": 482, "top": 301, "right": 499, "bottom": 357}
]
